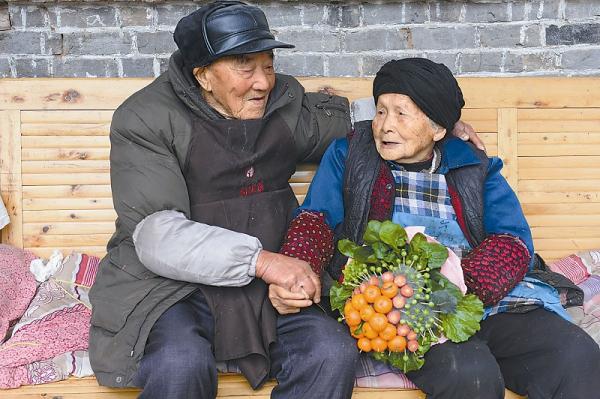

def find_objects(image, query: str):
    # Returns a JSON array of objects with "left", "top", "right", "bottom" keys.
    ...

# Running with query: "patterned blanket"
[
  {"left": 1, "top": 248, "right": 599, "bottom": 390},
  {"left": 0, "top": 253, "right": 98, "bottom": 389}
]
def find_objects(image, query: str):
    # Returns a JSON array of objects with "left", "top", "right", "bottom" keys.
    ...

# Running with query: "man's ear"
[
  {"left": 433, "top": 125, "right": 446, "bottom": 142},
  {"left": 193, "top": 67, "right": 211, "bottom": 92}
]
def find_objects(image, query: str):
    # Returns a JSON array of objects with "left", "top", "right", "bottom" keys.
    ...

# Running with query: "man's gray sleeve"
[{"left": 132, "top": 210, "right": 262, "bottom": 286}]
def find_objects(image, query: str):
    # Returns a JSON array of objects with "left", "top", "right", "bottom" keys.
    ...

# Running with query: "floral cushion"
[
  {"left": 0, "top": 252, "right": 99, "bottom": 389},
  {"left": 0, "top": 245, "right": 38, "bottom": 343}
]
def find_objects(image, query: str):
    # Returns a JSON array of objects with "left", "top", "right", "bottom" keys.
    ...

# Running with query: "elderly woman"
[{"left": 277, "top": 58, "right": 600, "bottom": 399}]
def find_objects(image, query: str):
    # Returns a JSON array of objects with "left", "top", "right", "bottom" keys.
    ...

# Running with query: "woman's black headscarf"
[{"left": 373, "top": 58, "right": 465, "bottom": 131}]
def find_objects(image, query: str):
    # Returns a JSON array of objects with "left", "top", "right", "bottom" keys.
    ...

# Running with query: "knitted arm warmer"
[
  {"left": 461, "top": 234, "right": 531, "bottom": 307},
  {"left": 279, "top": 211, "right": 335, "bottom": 275}
]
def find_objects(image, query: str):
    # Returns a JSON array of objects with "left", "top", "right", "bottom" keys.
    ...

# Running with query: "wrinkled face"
[
  {"left": 195, "top": 51, "right": 275, "bottom": 120},
  {"left": 372, "top": 93, "right": 446, "bottom": 163}
]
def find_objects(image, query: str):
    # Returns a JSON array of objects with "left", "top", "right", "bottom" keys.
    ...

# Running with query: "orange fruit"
[
  {"left": 373, "top": 296, "right": 393, "bottom": 314},
  {"left": 369, "top": 313, "right": 388, "bottom": 332},
  {"left": 344, "top": 300, "right": 354, "bottom": 316},
  {"left": 351, "top": 293, "right": 368, "bottom": 310},
  {"left": 363, "top": 285, "right": 381, "bottom": 303},
  {"left": 357, "top": 337, "right": 372, "bottom": 352},
  {"left": 379, "top": 323, "right": 397, "bottom": 341},
  {"left": 388, "top": 335, "right": 407, "bottom": 352},
  {"left": 371, "top": 337, "right": 388, "bottom": 353},
  {"left": 362, "top": 322, "right": 379, "bottom": 339},
  {"left": 381, "top": 281, "right": 399, "bottom": 298},
  {"left": 345, "top": 309, "right": 362, "bottom": 326},
  {"left": 360, "top": 305, "right": 375, "bottom": 322}
]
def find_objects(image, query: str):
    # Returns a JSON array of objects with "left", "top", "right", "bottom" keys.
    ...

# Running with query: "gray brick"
[
  {"left": 430, "top": 2, "right": 462, "bottom": 23},
  {"left": 260, "top": 4, "right": 302, "bottom": 28},
  {"left": 424, "top": 52, "right": 458, "bottom": 74},
  {"left": 411, "top": 26, "right": 477, "bottom": 50},
  {"left": 510, "top": 1, "right": 544, "bottom": 21},
  {"left": 546, "top": 23, "right": 600, "bottom": 45},
  {"left": 59, "top": 5, "right": 117, "bottom": 28},
  {"left": 464, "top": 3, "right": 510, "bottom": 23},
  {"left": 44, "top": 33, "right": 62, "bottom": 55},
  {"left": 0, "top": 31, "right": 60, "bottom": 55},
  {"left": 561, "top": 48, "right": 600, "bottom": 69},
  {"left": 276, "top": 29, "right": 340, "bottom": 52},
  {"left": 459, "top": 52, "right": 503, "bottom": 73},
  {"left": 541, "top": 0, "right": 562, "bottom": 19},
  {"left": 118, "top": 5, "right": 153, "bottom": 27},
  {"left": 340, "top": 5, "right": 360, "bottom": 28},
  {"left": 404, "top": 2, "right": 429, "bottom": 23},
  {"left": 137, "top": 31, "right": 177, "bottom": 54},
  {"left": 156, "top": 4, "right": 198, "bottom": 27},
  {"left": 362, "top": 4, "right": 403, "bottom": 26},
  {"left": 522, "top": 24, "right": 543, "bottom": 46},
  {"left": 64, "top": 32, "right": 132, "bottom": 56},
  {"left": 8, "top": 4, "right": 47, "bottom": 28},
  {"left": 0, "top": 57, "right": 11, "bottom": 77},
  {"left": 274, "top": 54, "right": 324, "bottom": 76},
  {"left": 363, "top": 53, "right": 424, "bottom": 76},
  {"left": 326, "top": 5, "right": 340, "bottom": 27},
  {"left": 14, "top": 57, "right": 52, "bottom": 77},
  {"left": 301, "top": 4, "right": 326, "bottom": 26},
  {"left": 54, "top": 57, "right": 118, "bottom": 78},
  {"left": 121, "top": 57, "right": 154, "bottom": 77},
  {"left": 478, "top": 25, "right": 540, "bottom": 48},
  {"left": 564, "top": 1, "right": 600, "bottom": 20},
  {"left": 326, "top": 55, "right": 360, "bottom": 76},
  {"left": 1, "top": 4, "right": 9, "bottom": 31},
  {"left": 345, "top": 28, "right": 412, "bottom": 52},
  {"left": 505, "top": 51, "right": 557, "bottom": 72}
]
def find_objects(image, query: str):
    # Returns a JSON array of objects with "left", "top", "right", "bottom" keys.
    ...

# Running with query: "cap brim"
[{"left": 222, "top": 38, "right": 294, "bottom": 57}]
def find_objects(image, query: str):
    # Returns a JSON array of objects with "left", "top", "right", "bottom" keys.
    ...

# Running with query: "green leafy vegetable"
[{"left": 441, "top": 294, "right": 484, "bottom": 342}]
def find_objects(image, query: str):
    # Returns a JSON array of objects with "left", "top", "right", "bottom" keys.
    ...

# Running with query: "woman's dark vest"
[
  {"left": 183, "top": 111, "right": 298, "bottom": 388},
  {"left": 328, "top": 120, "right": 488, "bottom": 281}
]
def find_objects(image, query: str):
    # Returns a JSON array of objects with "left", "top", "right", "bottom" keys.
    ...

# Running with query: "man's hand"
[
  {"left": 255, "top": 250, "right": 321, "bottom": 303},
  {"left": 452, "top": 120, "right": 486, "bottom": 152},
  {"left": 269, "top": 284, "right": 313, "bottom": 314}
]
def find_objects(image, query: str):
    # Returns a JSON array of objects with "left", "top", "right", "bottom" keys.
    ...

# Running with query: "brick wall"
[{"left": 1, "top": 0, "right": 599, "bottom": 78}]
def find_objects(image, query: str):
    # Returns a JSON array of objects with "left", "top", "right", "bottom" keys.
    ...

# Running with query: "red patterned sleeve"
[
  {"left": 461, "top": 234, "right": 531, "bottom": 306},
  {"left": 280, "top": 211, "right": 335, "bottom": 275}
]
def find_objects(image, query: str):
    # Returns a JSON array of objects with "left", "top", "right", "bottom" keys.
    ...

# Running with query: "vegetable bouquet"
[{"left": 330, "top": 220, "right": 484, "bottom": 373}]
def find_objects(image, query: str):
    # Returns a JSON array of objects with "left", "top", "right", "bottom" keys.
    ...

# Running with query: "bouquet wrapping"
[{"left": 330, "top": 220, "right": 484, "bottom": 373}]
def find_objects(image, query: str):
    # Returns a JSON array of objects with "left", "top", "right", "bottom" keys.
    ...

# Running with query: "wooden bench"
[{"left": 1, "top": 76, "right": 599, "bottom": 398}]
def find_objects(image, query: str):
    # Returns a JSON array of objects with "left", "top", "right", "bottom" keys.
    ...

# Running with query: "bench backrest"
[{"left": 1, "top": 77, "right": 599, "bottom": 261}]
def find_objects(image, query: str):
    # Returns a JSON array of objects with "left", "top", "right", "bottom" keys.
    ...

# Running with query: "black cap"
[
  {"left": 373, "top": 58, "right": 464, "bottom": 132},
  {"left": 174, "top": 1, "right": 294, "bottom": 68}
]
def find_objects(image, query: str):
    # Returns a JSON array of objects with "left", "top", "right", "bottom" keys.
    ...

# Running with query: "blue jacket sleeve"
[
  {"left": 483, "top": 157, "right": 534, "bottom": 258},
  {"left": 297, "top": 138, "right": 348, "bottom": 230}
]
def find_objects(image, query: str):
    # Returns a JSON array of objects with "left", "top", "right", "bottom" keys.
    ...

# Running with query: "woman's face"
[{"left": 372, "top": 93, "right": 446, "bottom": 163}]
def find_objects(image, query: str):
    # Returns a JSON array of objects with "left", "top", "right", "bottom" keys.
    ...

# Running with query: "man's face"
[
  {"left": 195, "top": 52, "right": 275, "bottom": 120},
  {"left": 372, "top": 93, "right": 446, "bottom": 163}
]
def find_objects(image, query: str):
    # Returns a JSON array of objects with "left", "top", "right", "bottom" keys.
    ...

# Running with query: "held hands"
[
  {"left": 268, "top": 284, "right": 313, "bottom": 314},
  {"left": 255, "top": 250, "right": 321, "bottom": 305}
]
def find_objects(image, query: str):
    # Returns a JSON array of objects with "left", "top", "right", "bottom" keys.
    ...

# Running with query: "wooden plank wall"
[{"left": 0, "top": 77, "right": 599, "bottom": 261}]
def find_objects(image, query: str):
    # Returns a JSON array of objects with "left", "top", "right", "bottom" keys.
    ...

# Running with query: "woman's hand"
[
  {"left": 268, "top": 284, "right": 313, "bottom": 314},
  {"left": 452, "top": 120, "right": 486, "bottom": 152}
]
